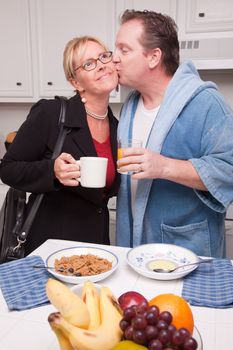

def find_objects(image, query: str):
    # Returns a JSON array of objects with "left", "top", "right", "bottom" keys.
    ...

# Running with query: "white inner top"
[{"left": 131, "top": 96, "right": 160, "bottom": 216}]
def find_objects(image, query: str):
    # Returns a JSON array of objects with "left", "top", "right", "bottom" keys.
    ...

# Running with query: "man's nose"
[{"left": 112, "top": 51, "right": 120, "bottom": 63}]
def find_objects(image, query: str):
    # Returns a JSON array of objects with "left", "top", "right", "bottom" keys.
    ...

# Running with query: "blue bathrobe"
[{"left": 116, "top": 61, "right": 233, "bottom": 257}]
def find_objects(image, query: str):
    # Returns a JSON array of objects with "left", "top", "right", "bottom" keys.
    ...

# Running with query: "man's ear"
[{"left": 148, "top": 48, "right": 162, "bottom": 69}]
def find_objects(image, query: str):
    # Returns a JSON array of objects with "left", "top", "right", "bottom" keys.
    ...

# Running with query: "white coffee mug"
[{"left": 76, "top": 157, "right": 108, "bottom": 188}]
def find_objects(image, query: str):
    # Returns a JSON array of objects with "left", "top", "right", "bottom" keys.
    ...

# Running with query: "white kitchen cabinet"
[
  {"left": 123, "top": 0, "right": 177, "bottom": 19},
  {"left": 31, "top": 0, "right": 128, "bottom": 102},
  {"left": 0, "top": 0, "right": 33, "bottom": 100},
  {"left": 0, "top": 0, "right": 129, "bottom": 103},
  {"left": 177, "top": 0, "right": 233, "bottom": 69},
  {"left": 178, "top": 0, "right": 233, "bottom": 37}
]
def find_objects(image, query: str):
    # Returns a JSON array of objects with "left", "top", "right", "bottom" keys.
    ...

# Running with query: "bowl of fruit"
[
  {"left": 115, "top": 291, "right": 203, "bottom": 350},
  {"left": 46, "top": 278, "right": 202, "bottom": 350}
]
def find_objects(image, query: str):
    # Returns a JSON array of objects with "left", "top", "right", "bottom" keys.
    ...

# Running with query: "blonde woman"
[{"left": 0, "top": 36, "right": 119, "bottom": 254}]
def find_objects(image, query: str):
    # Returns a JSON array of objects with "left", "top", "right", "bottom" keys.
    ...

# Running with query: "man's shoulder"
[{"left": 194, "top": 87, "right": 232, "bottom": 116}]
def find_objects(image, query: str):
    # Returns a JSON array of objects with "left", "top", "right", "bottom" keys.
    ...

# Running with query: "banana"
[
  {"left": 81, "top": 281, "right": 100, "bottom": 330},
  {"left": 48, "top": 286, "right": 123, "bottom": 350},
  {"left": 46, "top": 278, "right": 90, "bottom": 328},
  {"left": 50, "top": 323, "right": 73, "bottom": 350}
]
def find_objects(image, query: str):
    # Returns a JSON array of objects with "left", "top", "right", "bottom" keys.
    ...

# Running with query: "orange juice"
[{"left": 117, "top": 139, "right": 142, "bottom": 174}]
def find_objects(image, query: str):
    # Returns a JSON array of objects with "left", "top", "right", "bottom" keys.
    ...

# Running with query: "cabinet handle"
[
  {"left": 198, "top": 12, "right": 205, "bottom": 17},
  {"left": 16, "top": 82, "right": 22, "bottom": 86},
  {"left": 47, "top": 81, "right": 53, "bottom": 86}
]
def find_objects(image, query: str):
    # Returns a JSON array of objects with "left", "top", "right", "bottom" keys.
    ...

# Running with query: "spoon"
[
  {"left": 32, "top": 265, "right": 82, "bottom": 276},
  {"left": 32, "top": 265, "right": 55, "bottom": 270},
  {"left": 153, "top": 258, "right": 213, "bottom": 273}
]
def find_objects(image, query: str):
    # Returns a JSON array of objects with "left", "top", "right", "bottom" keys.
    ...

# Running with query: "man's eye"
[{"left": 121, "top": 48, "right": 129, "bottom": 54}]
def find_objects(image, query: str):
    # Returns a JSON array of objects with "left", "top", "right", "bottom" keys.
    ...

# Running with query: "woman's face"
[{"left": 71, "top": 41, "right": 118, "bottom": 97}]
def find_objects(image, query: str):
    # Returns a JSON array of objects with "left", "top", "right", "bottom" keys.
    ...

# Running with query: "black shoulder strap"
[
  {"left": 17, "top": 96, "right": 69, "bottom": 243},
  {"left": 52, "top": 96, "right": 69, "bottom": 159}
]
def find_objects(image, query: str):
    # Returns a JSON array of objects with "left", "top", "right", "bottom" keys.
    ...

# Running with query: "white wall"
[{"left": 0, "top": 70, "right": 233, "bottom": 159}]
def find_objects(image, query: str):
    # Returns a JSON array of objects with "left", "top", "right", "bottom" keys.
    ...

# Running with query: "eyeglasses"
[{"left": 74, "top": 51, "right": 113, "bottom": 72}]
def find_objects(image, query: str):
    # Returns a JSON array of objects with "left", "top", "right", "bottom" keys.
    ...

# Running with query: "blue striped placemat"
[
  {"left": 0, "top": 255, "right": 50, "bottom": 311},
  {"left": 182, "top": 258, "right": 233, "bottom": 308}
]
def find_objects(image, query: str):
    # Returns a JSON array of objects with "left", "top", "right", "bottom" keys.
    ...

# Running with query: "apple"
[{"left": 118, "top": 291, "right": 148, "bottom": 310}]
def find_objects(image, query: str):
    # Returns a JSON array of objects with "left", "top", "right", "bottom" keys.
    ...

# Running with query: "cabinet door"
[
  {"left": 0, "top": 0, "right": 33, "bottom": 99},
  {"left": 34, "top": 0, "right": 125, "bottom": 101},
  {"left": 123, "top": 0, "right": 177, "bottom": 19},
  {"left": 178, "top": 0, "right": 233, "bottom": 35}
]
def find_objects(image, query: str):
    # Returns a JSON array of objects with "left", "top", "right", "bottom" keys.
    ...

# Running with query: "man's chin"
[{"left": 118, "top": 76, "right": 129, "bottom": 87}]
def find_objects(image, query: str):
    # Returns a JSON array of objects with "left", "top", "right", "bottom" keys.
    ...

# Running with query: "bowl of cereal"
[{"left": 45, "top": 246, "right": 118, "bottom": 284}]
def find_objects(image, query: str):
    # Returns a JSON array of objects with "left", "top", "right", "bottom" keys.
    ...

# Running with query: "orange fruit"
[{"left": 149, "top": 293, "right": 194, "bottom": 334}]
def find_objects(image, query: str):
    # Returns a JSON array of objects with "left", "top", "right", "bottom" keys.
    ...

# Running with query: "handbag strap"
[{"left": 15, "top": 96, "right": 69, "bottom": 246}]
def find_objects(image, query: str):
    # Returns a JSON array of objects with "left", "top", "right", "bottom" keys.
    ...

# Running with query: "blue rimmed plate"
[
  {"left": 46, "top": 246, "right": 118, "bottom": 284},
  {"left": 126, "top": 243, "right": 199, "bottom": 280}
]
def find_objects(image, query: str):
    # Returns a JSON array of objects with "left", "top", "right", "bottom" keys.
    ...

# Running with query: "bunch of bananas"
[{"left": 46, "top": 279, "right": 123, "bottom": 350}]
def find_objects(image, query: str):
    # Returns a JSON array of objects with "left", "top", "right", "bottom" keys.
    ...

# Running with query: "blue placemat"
[
  {"left": 182, "top": 258, "right": 233, "bottom": 308},
  {"left": 0, "top": 255, "right": 50, "bottom": 311}
]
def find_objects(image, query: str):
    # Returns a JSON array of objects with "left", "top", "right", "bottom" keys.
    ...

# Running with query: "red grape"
[
  {"left": 146, "top": 311, "right": 158, "bottom": 325},
  {"left": 158, "top": 329, "right": 171, "bottom": 345},
  {"left": 157, "top": 319, "right": 168, "bottom": 331},
  {"left": 159, "top": 311, "right": 172, "bottom": 325},
  {"left": 148, "top": 338, "right": 163, "bottom": 350},
  {"left": 123, "top": 307, "right": 136, "bottom": 321},
  {"left": 119, "top": 319, "right": 130, "bottom": 331},
  {"left": 145, "top": 325, "right": 159, "bottom": 341},
  {"left": 133, "top": 329, "right": 147, "bottom": 345},
  {"left": 183, "top": 337, "right": 198, "bottom": 350},
  {"left": 124, "top": 325, "right": 134, "bottom": 340},
  {"left": 172, "top": 330, "right": 183, "bottom": 346},
  {"left": 132, "top": 316, "right": 147, "bottom": 330},
  {"left": 179, "top": 327, "right": 190, "bottom": 342}
]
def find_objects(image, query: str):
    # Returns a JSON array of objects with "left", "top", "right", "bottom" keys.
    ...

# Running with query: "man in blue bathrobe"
[{"left": 113, "top": 10, "right": 233, "bottom": 257}]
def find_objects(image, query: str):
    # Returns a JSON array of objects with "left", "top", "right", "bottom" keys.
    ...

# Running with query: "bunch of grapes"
[{"left": 119, "top": 300, "right": 198, "bottom": 350}]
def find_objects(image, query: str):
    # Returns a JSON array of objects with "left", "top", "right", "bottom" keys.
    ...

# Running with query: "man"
[{"left": 113, "top": 10, "right": 233, "bottom": 257}]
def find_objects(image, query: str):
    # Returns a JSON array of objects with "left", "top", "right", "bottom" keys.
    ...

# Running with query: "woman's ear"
[
  {"left": 148, "top": 48, "right": 162, "bottom": 69},
  {"left": 69, "top": 77, "right": 84, "bottom": 92}
]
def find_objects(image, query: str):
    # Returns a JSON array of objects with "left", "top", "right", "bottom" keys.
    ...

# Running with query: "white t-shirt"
[{"left": 131, "top": 96, "right": 160, "bottom": 216}]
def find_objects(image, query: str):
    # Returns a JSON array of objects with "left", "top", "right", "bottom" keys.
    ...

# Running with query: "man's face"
[{"left": 114, "top": 20, "right": 149, "bottom": 89}]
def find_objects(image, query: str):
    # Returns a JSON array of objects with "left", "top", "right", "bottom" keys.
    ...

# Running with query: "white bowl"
[
  {"left": 127, "top": 243, "right": 199, "bottom": 280},
  {"left": 193, "top": 326, "right": 203, "bottom": 350},
  {"left": 45, "top": 246, "right": 118, "bottom": 284},
  {"left": 71, "top": 283, "right": 102, "bottom": 296}
]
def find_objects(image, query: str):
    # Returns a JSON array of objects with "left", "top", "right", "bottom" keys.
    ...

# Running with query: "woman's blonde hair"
[{"left": 63, "top": 36, "right": 108, "bottom": 80}]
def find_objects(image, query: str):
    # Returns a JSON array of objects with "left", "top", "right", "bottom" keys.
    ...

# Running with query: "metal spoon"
[
  {"left": 153, "top": 258, "right": 213, "bottom": 273},
  {"left": 32, "top": 265, "right": 55, "bottom": 270},
  {"left": 32, "top": 265, "right": 82, "bottom": 276}
]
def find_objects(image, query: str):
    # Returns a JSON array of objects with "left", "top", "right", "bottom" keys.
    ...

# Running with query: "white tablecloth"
[{"left": 0, "top": 239, "right": 232, "bottom": 349}]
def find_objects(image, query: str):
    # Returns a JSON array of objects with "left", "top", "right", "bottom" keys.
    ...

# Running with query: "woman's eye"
[{"left": 83, "top": 60, "right": 93, "bottom": 69}]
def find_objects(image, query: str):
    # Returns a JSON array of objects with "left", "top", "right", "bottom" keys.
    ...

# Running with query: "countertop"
[{"left": 0, "top": 239, "right": 233, "bottom": 349}]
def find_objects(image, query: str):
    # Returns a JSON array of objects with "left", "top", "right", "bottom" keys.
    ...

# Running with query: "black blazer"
[{"left": 0, "top": 94, "right": 120, "bottom": 254}]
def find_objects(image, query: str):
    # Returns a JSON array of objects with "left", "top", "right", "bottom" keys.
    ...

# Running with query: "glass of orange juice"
[{"left": 117, "top": 139, "right": 142, "bottom": 174}]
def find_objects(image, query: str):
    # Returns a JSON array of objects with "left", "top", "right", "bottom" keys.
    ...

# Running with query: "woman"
[{"left": 0, "top": 36, "right": 119, "bottom": 254}]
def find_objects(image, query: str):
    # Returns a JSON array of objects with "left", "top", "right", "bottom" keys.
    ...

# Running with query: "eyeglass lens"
[{"left": 78, "top": 51, "right": 113, "bottom": 72}]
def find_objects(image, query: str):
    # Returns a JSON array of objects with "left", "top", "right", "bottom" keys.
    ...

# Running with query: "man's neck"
[{"left": 139, "top": 72, "right": 173, "bottom": 110}]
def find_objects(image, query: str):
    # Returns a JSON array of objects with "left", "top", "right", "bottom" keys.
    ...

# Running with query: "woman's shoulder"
[{"left": 29, "top": 97, "right": 61, "bottom": 117}]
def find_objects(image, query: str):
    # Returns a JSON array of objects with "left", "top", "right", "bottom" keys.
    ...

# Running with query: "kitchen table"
[{"left": 0, "top": 239, "right": 232, "bottom": 350}]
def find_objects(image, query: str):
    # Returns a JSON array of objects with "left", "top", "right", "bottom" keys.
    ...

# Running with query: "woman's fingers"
[{"left": 54, "top": 153, "right": 80, "bottom": 186}]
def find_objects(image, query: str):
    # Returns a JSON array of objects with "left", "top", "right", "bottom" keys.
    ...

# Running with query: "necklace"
[{"left": 85, "top": 108, "right": 108, "bottom": 120}]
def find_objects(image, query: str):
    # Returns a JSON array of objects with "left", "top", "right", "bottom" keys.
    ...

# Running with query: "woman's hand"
[{"left": 54, "top": 153, "right": 80, "bottom": 186}]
